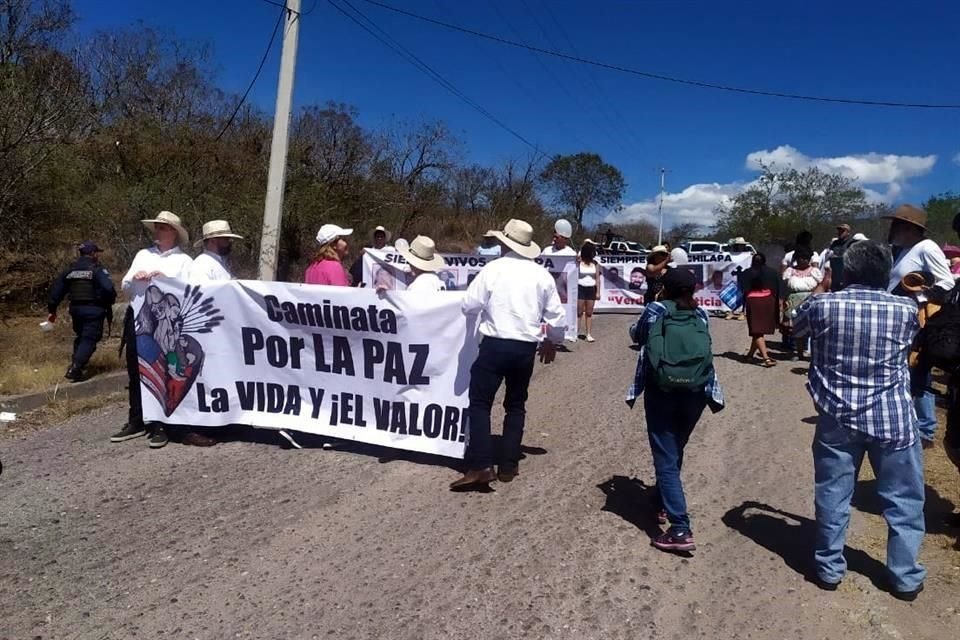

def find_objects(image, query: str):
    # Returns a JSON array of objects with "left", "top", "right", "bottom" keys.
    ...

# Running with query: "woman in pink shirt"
[{"left": 305, "top": 224, "right": 353, "bottom": 286}]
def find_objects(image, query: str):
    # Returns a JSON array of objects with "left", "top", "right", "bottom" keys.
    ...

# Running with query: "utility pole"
[
  {"left": 257, "top": 0, "right": 301, "bottom": 281},
  {"left": 656, "top": 167, "right": 667, "bottom": 245}
]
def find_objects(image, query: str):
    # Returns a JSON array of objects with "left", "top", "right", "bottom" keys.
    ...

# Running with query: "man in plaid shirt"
[{"left": 793, "top": 240, "right": 926, "bottom": 601}]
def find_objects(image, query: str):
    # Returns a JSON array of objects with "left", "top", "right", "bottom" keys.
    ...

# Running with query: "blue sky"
[{"left": 73, "top": 0, "right": 960, "bottom": 229}]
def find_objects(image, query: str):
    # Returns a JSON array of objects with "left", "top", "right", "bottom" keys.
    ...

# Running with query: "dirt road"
[{"left": 1, "top": 315, "right": 957, "bottom": 640}]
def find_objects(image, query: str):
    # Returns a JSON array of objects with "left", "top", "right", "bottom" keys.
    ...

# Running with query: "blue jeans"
[
  {"left": 911, "top": 368, "right": 937, "bottom": 442},
  {"left": 643, "top": 383, "right": 707, "bottom": 534},
  {"left": 465, "top": 338, "right": 538, "bottom": 470},
  {"left": 812, "top": 415, "right": 926, "bottom": 591}
]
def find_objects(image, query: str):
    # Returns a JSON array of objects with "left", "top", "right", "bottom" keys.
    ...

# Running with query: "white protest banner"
[
  {"left": 362, "top": 250, "right": 579, "bottom": 341},
  {"left": 596, "top": 252, "right": 755, "bottom": 312},
  {"left": 131, "top": 279, "right": 479, "bottom": 458}
]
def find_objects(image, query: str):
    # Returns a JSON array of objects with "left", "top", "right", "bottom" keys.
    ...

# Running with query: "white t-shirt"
[
  {"left": 121, "top": 245, "right": 194, "bottom": 301},
  {"left": 190, "top": 251, "right": 233, "bottom": 282},
  {"left": 888, "top": 239, "right": 954, "bottom": 294},
  {"left": 782, "top": 250, "right": 822, "bottom": 269},
  {"left": 406, "top": 272, "right": 445, "bottom": 293},
  {"left": 541, "top": 244, "right": 577, "bottom": 257}
]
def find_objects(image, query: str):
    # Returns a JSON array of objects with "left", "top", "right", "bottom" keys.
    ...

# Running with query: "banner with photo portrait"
[
  {"left": 130, "top": 278, "right": 481, "bottom": 458},
  {"left": 596, "top": 252, "right": 755, "bottom": 312},
  {"left": 361, "top": 249, "right": 579, "bottom": 341}
]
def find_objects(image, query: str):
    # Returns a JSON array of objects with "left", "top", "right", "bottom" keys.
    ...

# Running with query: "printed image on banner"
[
  {"left": 595, "top": 252, "right": 754, "bottom": 313},
  {"left": 132, "top": 278, "right": 481, "bottom": 459},
  {"left": 362, "top": 250, "right": 578, "bottom": 341}
]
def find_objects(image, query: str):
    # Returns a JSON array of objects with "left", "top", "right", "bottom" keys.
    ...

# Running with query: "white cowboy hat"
[
  {"left": 316, "top": 223, "right": 353, "bottom": 246},
  {"left": 370, "top": 225, "right": 392, "bottom": 242},
  {"left": 491, "top": 219, "right": 541, "bottom": 259},
  {"left": 650, "top": 244, "right": 670, "bottom": 255},
  {"left": 142, "top": 211, "right": 189, "bottom": 246},
  {"left": 194, "top": 220, "right": 243, "bottom": 247},
  {"left": 483, "top": 230, "right": 498, "bottom": 238},
  {"left": 400, "top": 235, "right": 445, "bottom": 272},
  {"left": 731, "top": 237, "right": 747, "bottom": 244}
]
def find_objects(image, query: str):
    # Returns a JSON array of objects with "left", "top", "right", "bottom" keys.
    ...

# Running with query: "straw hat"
[
  {"left": 142, "top": 211, "right": 189, "bottom": 246},
  {"left": 883, "top": 204, "right": 927, "bottom": 230},
  {"left": 483, "top": 230, "right": 498, "bottom": 238},
  {"left": 650, "top": 244, "right": 670, "bottom": 257},
  {"left": 731, "top": 237, "right": 747, "bottom": 245},
  {"left": 370, "top": 225, "right": 392, "bottom": 242},
  {"left": 490, "top": 219, "right": 541, "bottom": 259},
  {"left": 195, "top": 220, "right": 243, "bottom": 247},
  {"left": 400, "top": 235, "right": 445, "bottom": 272}
]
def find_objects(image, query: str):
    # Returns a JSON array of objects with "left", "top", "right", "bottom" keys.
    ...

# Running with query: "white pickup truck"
[{"left": 603, "top": 240, "right": 647, "bottom": 255}]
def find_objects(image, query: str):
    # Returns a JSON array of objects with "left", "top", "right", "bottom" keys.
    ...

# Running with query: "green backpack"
[{"left": 646, "top": 301, "right": 714, "bottom": 391}]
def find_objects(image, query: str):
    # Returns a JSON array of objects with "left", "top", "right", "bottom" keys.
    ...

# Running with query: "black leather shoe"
[
  {"left": 890, "top": 583, "right": 923, "bottom": 602},
  {"left": 449, "top": 468, "right": 496, "bottom": 491},
  {"left": 497, "top": 464, "right": 519, "bottom": 483}
]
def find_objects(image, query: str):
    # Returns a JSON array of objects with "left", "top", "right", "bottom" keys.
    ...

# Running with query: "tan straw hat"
[
  {"left": 883, "top": 204, "right": 927, "bottom": 230},
  {"left": 400, "top": 235, "right": 446, "bottom": 272},
  {"left": 371, "top": 225, "right": 392, "bottom": 242},
  {"left": 195, "top": 220, "right": 243, "bottom": 247},
  {"left": 491, "top": 219, "right": 541, "bottom": 259},
  {"left": 142, "top": 210, "right": 189, "bottom": 246}
]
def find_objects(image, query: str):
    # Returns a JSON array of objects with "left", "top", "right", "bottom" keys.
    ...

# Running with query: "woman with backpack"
[
  {"left": 740, "top": 253, "right": 781, "bottom": 367},
  {"left": 577, "top": 240, "right": 601, "bottom": 342},
  {"left": 626, "top": 268, "right": 725, "bottom": 553}
]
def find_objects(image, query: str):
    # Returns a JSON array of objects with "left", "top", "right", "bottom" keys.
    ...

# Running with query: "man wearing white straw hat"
[
  {"left": 451, "top": 219, "right": 567, "bottom": 491},
  {"left": 399, "top": 235, "right": 447, "bottom": 293},
  {"left": 191, "top": 220, "right": 243, "bottom": 282},
  {"left": 112, "top": 211, "right": 193, "bottom": 449}
]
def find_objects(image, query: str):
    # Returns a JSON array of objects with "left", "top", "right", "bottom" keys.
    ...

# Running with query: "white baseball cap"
[
  {"left": 554, "top": 219, "right": 573, "bottom": 239},
  {"left": 316, "top": 224, "right": 353, "bottom": 246}
]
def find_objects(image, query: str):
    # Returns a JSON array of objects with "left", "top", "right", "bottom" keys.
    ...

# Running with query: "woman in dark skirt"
[
  {"left": 577, "top": 240, "right": 601, "bottom": 342},
  {"left": 739, "top": 253, "right": 780, "bottom": 367}
]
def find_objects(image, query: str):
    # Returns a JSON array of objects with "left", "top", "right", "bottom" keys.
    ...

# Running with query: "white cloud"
[{"left": 607, "top": 145, "right": 938, "bottom": 230}]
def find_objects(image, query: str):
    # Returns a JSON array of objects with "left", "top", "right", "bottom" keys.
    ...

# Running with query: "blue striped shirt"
[
  {"left": 626, "top": 302, "right": 725, "bottom": 410},
  {"left": 792, "top": 286, "right": 919, "bottom": 449}
]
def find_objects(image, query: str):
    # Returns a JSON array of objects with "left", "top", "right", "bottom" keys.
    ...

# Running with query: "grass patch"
[
  {"left": 0, "top": 391, "right": 126, "bottom": 441},
  {"left": 0, "top": 315, "right": 123, "bottom": 396}
]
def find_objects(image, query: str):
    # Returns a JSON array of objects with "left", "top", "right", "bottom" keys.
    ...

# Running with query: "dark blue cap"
[{"left": 78, "top": 240, "right": 102, "bottom": 255}]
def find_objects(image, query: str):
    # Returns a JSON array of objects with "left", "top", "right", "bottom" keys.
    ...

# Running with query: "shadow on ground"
[
  {"left": 597, "top": 475, "right": 664, "bottom": 543},
  {"left": 722, "top": 500, "right": 888, "bottom": 589}
]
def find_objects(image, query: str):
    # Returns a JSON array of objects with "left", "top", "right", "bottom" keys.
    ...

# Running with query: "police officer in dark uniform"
[{"left": 47, "top": 240, "right": 117, "bottom": 381}]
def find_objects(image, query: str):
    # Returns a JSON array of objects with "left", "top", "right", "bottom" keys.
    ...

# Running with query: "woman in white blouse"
[
  {"left": 577, "top": 240, "right": 601, "bottom": 342},
  {"left": 781, "top": 246, "right": 823, "bottom": 360}
]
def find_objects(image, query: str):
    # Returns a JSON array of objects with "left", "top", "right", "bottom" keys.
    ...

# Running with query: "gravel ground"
[{"left": 1, "top": 314, "right": 957, "bottom": 640}]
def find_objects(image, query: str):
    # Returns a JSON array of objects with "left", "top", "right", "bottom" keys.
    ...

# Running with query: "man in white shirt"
[
  {"left": 885, "top": 204, "right": 954, "bottom": 448},
  {"left": 192, "top": 220, "right": 243, "bottom": 281},
  {"left": 397, "top": 235, "right": 446, "bottom": 293},
  {"left": 540, "top": 219, "right": 577, "bottom": 257},
  {"left": 452, "top": 219, "right": 567, "bottom": 490},
  {"left": 112, "top": 211, "right": 194, "bottom": 450}
]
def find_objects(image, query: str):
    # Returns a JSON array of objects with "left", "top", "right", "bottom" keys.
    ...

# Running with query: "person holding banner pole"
[
  {"left": 397, "top": 235, "right": 446, "bottom": 293},
  {"left": 577, "top": 240, "right": 601, "bottom": 342},
  {"left": 451, "top": 219, "right": 567, "bottom": 491},
  {"left": 111, "top": 211, "right": 193, "bottom": 449},
  {"left": 306, "top": 224, "right": 352, "bottom": 286},
  {"left": 541, "top": 219, "right": 577, "bottom": 257}
]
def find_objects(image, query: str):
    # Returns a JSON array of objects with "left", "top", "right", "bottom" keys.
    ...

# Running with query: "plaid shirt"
[
  {"left": 626, "top": 302, "right": 725, "bottom": 410},
  {"left": 792, "top": 285, "right": 919, "bottom": 449}
]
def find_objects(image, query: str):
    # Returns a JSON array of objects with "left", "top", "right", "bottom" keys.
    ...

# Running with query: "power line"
[
  {"left": 212, "top": 3, "right": 286, "bottom": 144},
  {"left": 326, "top": 0, "right": 544, "bottom": 153},
  {"left": 357, "top": 0, "right": 960, "bottom": 110}
]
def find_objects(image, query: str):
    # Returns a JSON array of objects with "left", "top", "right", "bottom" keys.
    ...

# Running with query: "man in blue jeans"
[
  {"left": 793, "top": 240, "right": 926, "bottom": 601},
  {"left": 451, "top": 219, "right": 567, "bottom": 491}
]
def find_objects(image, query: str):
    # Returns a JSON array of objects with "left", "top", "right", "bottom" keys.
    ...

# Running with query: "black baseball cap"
[{"left": 78, "top": 240, "right": 103, "bottom": 255}]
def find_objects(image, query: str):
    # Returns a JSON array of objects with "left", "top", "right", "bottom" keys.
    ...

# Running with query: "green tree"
[
  {"left": 540, "top": 152, "right": 625, "bottom": 234},
  {"left": 714, "top": 164, "right": 871, "bottom": 248},
  {"left": 923, "top": 192, "right": 960, "bottom": 244}
]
